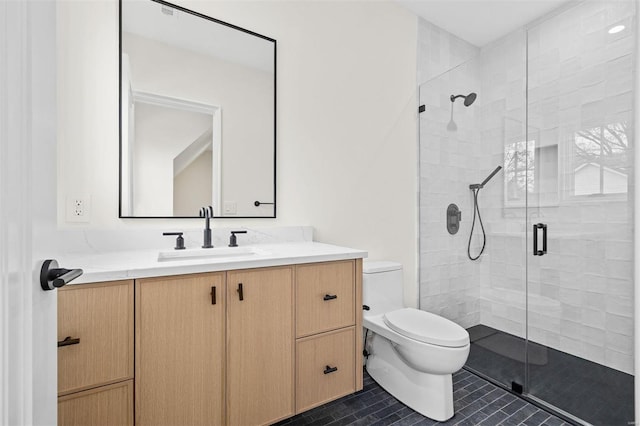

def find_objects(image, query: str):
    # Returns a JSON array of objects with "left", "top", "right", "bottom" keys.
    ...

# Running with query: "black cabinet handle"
[
  {"left": 57, "top": 336, "right": 80, "bottom": 347},
  {"left": 324, "top": 365, "right": 338, "bottom": 375},
  {"left": 237, "top": 283, "right": 244, "bottom": 301},
  {"left": 533, "top": 223, "right": 548, "bottom": 256},
  {"left": 211, "top": 286, "right": 217, "bottom": 305},
  {"left": 323, "top": 294, "right": 338, "bottom": 301}
]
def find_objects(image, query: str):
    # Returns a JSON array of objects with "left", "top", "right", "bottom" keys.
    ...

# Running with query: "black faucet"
[
  {"left": 229, "top": 231, "right": 247, "bottom": 247},
  {"left": 163, "top": 232, "right": 185, "bottom": 250},
  {"left": 199, "top": 206, "right": 214, "bottom": 248}
]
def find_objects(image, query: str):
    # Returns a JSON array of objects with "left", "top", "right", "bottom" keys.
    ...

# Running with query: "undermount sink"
[{"left": 157, "top": 246, "right": 265, "bottom": 262}]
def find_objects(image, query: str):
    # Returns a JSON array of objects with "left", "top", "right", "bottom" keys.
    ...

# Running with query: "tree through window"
[{"left": 573, "top": 122, "right": 629, "bottom": 197}]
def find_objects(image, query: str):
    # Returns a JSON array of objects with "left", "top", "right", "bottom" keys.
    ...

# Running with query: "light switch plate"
[{"left": 223, "top": 201, "right": 237, "bottom": 215}]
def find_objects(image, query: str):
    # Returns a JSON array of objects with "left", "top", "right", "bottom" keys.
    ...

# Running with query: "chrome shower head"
[{"left": 450, "top": 92, "right": 477, "bottom": 107}]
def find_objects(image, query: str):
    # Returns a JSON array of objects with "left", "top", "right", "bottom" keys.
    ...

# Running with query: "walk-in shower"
[{"left": 418, "top": 1, "right": 636, "bottom": 424}]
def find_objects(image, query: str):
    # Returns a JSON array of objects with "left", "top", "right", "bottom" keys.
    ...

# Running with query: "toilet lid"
[{"left": 383, "top": 308, "right": 469, "bottom": 348}]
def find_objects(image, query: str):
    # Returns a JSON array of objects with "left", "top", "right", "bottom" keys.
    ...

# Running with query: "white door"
[{"left": 1, "top": 1, "right": 58, "bottom": 424}]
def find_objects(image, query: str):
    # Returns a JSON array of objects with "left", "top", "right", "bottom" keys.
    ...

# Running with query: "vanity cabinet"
[
  {"left": 226, "top": 267, "right": 294, "bottom": 425},
  {"left": 135, "top": 272, "right": 226, "bottom": 426},
  {"left": 294, "top": 260, "right": 363, "bottom": 413},
  {"left": 58, "top": 258, "right": 362, "bottom": 426},
  {"left": 58, "top": 381, "right": 133, "bottom": 426},
  {"left": 57, "top": 280, "right": 134, "bottom": 426},
  {"left": 136, "top": 267, "right": 293, "bottom": 426}
]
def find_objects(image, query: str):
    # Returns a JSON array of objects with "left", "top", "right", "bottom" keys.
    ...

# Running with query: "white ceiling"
[
  {"left": 122, "top": 1, "right": 274, "bottom": 72},
  {"left": 396, "top": 0, "right": 572, "bottom": 46}
]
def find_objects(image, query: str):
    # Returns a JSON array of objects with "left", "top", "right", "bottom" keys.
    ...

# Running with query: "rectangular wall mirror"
[{"left": 120, "top": 0, "right": 276, "bottom": 218}]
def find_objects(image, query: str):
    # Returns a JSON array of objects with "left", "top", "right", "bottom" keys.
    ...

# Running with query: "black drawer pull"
[
  {"left": 323, "top": 294, "right": 338, "bottom": 301},
  {"left": 237, "top": 283, "right": 244, "bottom": 301},
  {"left": 58, "top": 336, "right": 80, "bottom": 347},
  {"left": 324, "top": 365, "right": 338, "bottom": 375},
  {"left": 211, "top": 286, "right": 217, "bottom": 305}
]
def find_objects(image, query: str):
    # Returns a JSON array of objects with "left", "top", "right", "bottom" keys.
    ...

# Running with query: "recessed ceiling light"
[{"left": 608, "top": 25, "right": 625, "bottom": 34}]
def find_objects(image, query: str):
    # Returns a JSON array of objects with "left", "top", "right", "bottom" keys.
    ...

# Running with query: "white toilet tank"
[{"left": 362, "top": 261, "right": 404, "bottom": 316}]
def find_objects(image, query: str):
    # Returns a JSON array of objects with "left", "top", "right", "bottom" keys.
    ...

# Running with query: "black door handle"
[
  {"left": 40, "top": 259, "right": 83, "bottom": 291},
  {"left": 237, "top": 283, "right": 244, "bottom": 301},
  {"left": 324, "top": 365, "right": 338, "bottom": 374},
  {"left": 323, "top": 294, "right": 338, "bottom": 301},
  {"left": 533, "top": 223, "right": 547, "bottom": 256},
  {"left": 211, "top": 286, "right": 217, "bottom": 305}
]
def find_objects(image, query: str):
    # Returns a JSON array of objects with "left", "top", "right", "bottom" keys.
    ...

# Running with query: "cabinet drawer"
[
  {"left": 296, "top": 328, "right": 356, "bottom": 413},
  {"left": 296, "top": 261, "right": 354, "bottom": 337},
  {"left": 58, "top": 281, "right": 134, "bottom": 395},
  {"left": 58, "top": 380, "right": 133, "bottom": 426}
]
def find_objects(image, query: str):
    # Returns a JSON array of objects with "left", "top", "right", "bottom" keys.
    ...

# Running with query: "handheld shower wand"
[
  {"left": 469, "top": 166, "right": 502, "bottom": 190},
  {"left": 468, "top": 166, "right": 502, "bottom": 261}
]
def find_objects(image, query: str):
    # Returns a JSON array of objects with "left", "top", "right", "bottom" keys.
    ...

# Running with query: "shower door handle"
[{"left": 533, "top": 223, "right": 547, "bottom": 256}]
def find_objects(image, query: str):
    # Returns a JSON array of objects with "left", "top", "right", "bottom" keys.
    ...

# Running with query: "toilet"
[{"left": 362, "top": 261, "right": 470, "bottom": 422}]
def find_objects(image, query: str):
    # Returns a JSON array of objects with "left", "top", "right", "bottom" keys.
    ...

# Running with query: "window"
[
  {"left": 505, "top": 140, "right": 535, "bottom": 204},
  {"left": 573, "top": 122, "right": 629, "bottom": 197}
]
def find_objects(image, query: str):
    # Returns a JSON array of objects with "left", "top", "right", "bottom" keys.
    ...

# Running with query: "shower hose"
[{"left": 467, "top": 187, "right": 486, "bottom": 261}]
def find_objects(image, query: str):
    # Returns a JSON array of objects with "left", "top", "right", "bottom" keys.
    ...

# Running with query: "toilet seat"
[{"left": 383, "top": 308, "right": 469, "bottom": 348}]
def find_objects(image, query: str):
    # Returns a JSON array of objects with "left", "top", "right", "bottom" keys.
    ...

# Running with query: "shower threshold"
[{"left": 465, "top": 325, "right": 633, "bottom": 426}]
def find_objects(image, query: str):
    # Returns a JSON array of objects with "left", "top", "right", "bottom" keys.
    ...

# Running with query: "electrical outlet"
[
  {"left": 223, "top": 201, "right": 237, "bottom": 215},
  {"left": 66, "top": 195, "right": 91, "bottom": 223}
]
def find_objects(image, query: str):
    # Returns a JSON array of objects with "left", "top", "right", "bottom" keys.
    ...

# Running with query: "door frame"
[{"left": 1, "top": 1, "right": 58, "bottom": 424}]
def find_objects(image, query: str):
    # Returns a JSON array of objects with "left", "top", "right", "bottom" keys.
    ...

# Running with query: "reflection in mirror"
[{"left": 120, "top": 0, "right": 276, "bottom": 218}]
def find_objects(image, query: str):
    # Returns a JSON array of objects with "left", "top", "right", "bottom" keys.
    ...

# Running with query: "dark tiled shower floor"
[
  {"left": 467, "top": 325, "right": 634, "bottom": 426},
  {"left": 275, "top": 369, "right": 570, "bottom": 426}
]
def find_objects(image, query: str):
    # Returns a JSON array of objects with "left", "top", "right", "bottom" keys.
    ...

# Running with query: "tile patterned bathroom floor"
[{"left": 275, "top": 369, "right": 572, "bottom": 426}]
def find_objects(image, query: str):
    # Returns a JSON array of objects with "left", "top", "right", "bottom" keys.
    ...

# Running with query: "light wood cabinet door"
[
  {"left": 58, "top": 380, "right": 133, "bottom": 426},
  {"left": 226, "top": 267, "right": 294, "bottom": 426},
  {"left": 296, "top": 261, "right": 355, "bottom": 337},
  {"left": 296, "top": 328, "right": 356, "bottom": 413},
  {"left": 136, "top": 273, "right": 225, "bottom": 426},
  {"left": 58, "top": 280, "right": 134, "bottom": 395}
]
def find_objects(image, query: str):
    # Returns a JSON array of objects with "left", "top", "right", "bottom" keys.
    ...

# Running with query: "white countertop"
[{"left": 60, "top": 242, "right": 368, "bottom": 284}]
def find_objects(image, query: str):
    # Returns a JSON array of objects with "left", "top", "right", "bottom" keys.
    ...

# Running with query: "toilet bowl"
[{"left": 363, "top": 261, "right": 470, "bottom": 422}]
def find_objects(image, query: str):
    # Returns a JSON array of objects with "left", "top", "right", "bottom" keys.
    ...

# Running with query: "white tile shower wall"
[
  {"left": 418, "top": 18, "right": 486, "bottom": 329},
  {"left": 419, "top": 2, "right": 635, "bottom": 374},
  {"left": 477, "top": 29, "right": 528, "bottom": 340},
  {"left": 417, "top": 19, "right": 479, "bottom": 85},
  {"left": 481, "top": 1, "right": 636, "bottom": 374}
]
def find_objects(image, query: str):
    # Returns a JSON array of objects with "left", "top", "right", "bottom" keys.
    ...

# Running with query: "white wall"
[
  {"left": 133, "top": 102, "right": 211, "bottom": 216},
  {"left": 174, "top": 150, "right": 213, "bottom": 216},
  {"left": 57, "top": 1, "right": 419, "bottom": 305}
]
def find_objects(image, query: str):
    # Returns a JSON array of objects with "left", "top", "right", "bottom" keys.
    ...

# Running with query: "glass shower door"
[
  {"left": 525, "top": 1, "right": 636, "bottom": 424},
  {"left": 417, "top": 38, "right": 529, "bottom": 392}
]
